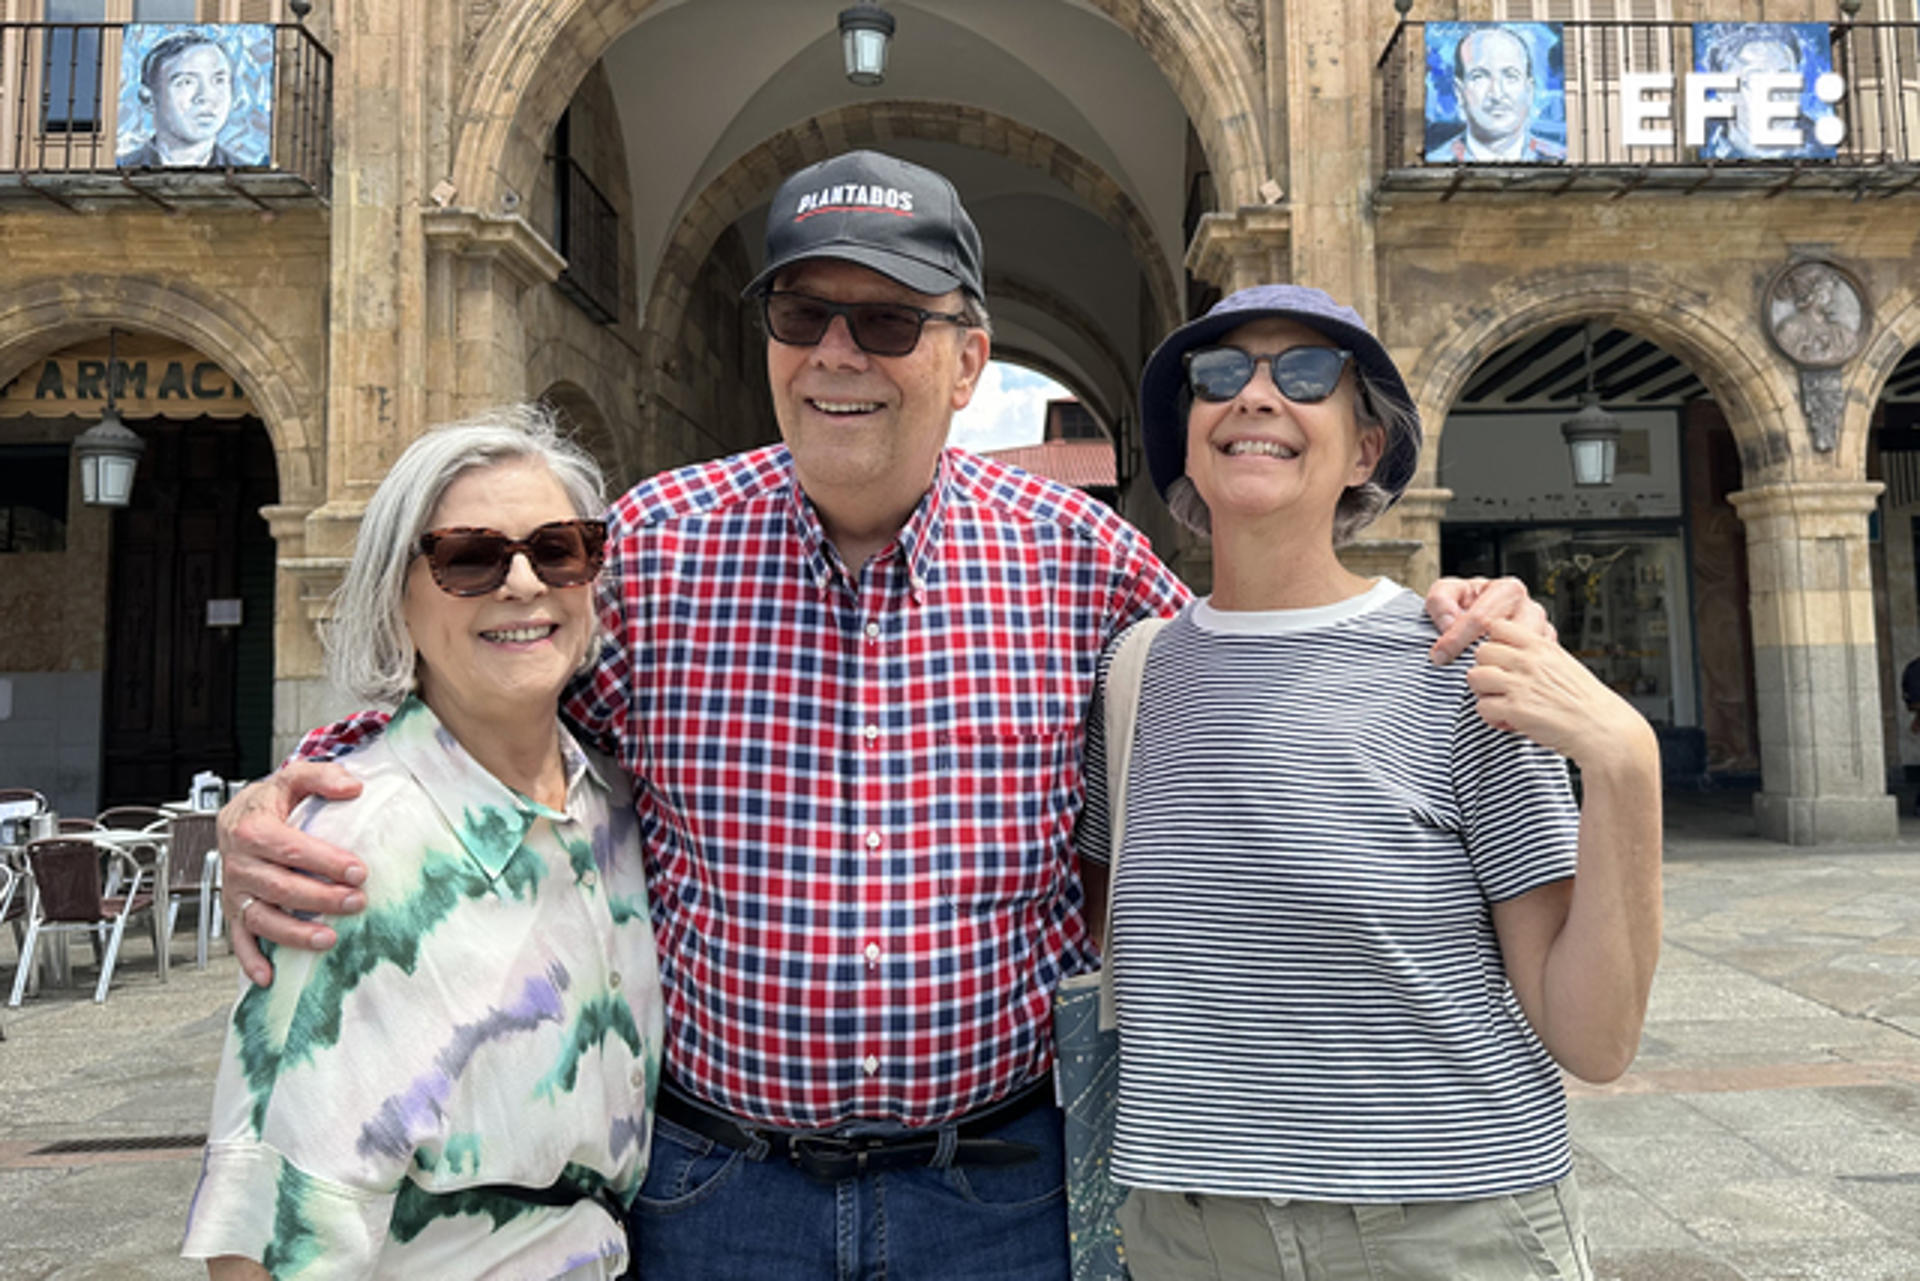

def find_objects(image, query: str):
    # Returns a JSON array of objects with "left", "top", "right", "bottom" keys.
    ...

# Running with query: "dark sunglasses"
[
  {"left": 414, "top": 518, "right": 608, "bottom": 597},
  {"left": 762, "top": 290, "right": 972, "bottom": 357},
  {"left": 1185, "top": 345, "right": 1356, "bottom": 404}
]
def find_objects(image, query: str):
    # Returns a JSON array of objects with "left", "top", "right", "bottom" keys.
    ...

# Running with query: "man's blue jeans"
[{"left": 629, "top": 1099, "right": 1069, "bottom": 1281}]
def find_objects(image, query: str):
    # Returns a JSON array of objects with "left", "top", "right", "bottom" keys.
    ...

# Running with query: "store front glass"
[{"left": 1440, "top": 403, "right": 1705, "bottom": 778}]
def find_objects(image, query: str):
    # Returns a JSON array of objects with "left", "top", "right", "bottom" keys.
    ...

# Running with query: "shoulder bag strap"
[{"left": 1098, "top": 615, "right": 1168, "bottom": 1030}]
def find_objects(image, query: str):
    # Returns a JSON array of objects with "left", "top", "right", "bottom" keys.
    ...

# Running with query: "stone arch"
[
  {"left": 449, "top": 0, "right": 1265, "bottom": 218},
  {"left": 985, "top": 271, "right": 1135, "bottom": 428},
  {"left": 533, "top": 375, "right": 624, "bottom": 486},
  {"left": 981, "top": 346, "right": 1114, "bottom": 435},
  {"left": 1403, "top": 266, "right": 1806, "bottom": 488},
  {"left": 0, "top": 277, "right": 323, "bottom": 505},
  {"left": 645, "top": 104, "right": 1182, "bottom": 376},
  {"left": 1857, "top": 280, "right": 1920, "bottom": 423}
]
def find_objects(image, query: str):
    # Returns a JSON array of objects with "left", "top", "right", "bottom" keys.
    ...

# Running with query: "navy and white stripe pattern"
[{"left": 1080, "top": 581, "right": 1580, "bottom": 1201}]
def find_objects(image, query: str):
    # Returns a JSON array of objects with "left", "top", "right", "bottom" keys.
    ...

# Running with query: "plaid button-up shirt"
[{"left": 303, "top": 444, "right": 1188, "bottom": 1129}]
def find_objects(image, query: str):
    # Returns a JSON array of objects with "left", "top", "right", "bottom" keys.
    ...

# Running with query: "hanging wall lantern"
[
  {"left": 74, "top": 329, "right": 145, "bottom": 508},
  {"left": 1560, "top": 324, "right": 1622, "bottom": 488},
  {"left": 838, "top": 2, "right": 895, "bottom": 86}
]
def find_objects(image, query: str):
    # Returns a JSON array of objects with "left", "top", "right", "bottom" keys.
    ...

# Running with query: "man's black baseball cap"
[{"left": 743, "top": 150, "right": 985, "bottom": 301}]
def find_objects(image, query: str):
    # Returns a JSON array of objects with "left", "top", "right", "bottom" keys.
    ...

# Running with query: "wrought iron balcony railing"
[
  {"left": 1380, "top": 19, "right": 1920, "bottom": 196},
  {"left": 0, "top": 21, "right": 331, "bottom": 207},
  {"left": 553, "top": 154, "right": 621, "bottom": 326}
]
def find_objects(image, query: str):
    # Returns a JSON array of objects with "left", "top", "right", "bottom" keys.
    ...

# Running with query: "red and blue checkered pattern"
[{"left": 303, "top": 444, "right": 1187, "bottom": 1128}]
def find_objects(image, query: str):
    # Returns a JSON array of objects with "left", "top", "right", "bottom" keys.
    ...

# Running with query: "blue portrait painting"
[
  {"left": 1420, "top": 21, "right": 1566, "bottom": 165},
  {"left": 116, "top": 24, "right": 274, "bottom": 169},
  {"left": 1692, "top": 23, "right": 1837, "bottom": 160},
  {"left": 1426, "top": 22, "right": 1566, "bottom": 164}
]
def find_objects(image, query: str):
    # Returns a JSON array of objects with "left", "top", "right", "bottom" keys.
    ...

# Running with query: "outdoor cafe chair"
[
  {"left": 0, "top": 860, "right": 23, "bottom": 1000},
  {"left": 164, "top": 812, "right": 220, "bottom": 969},
  {"left": 58, "top": 817, "right": 101, "bottom": 834},
  {"left": 7, "top": 837, "right": 159, "bottom": 1006},
  {"left": 95, "top": 806, "right": 170, "bottom": 832}
]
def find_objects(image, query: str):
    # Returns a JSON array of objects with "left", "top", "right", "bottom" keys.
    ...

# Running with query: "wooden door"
[{"left": 101, "top": 416, "right": 275, "bottom": 805}]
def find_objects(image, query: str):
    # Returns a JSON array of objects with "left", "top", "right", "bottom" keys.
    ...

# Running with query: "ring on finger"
[{"left": 235, "top": 893, "right": 258, "bottom": 921}]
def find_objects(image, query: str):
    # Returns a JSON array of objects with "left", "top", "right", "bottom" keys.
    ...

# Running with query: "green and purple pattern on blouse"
[{"left": 183, "top": 697, "right": 664, "bottom": 1280}]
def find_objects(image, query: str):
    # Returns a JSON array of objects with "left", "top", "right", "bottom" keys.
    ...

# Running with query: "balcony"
[
  {"left": 1380, "top": 19, "right": 1920, "bottom": 199},
  {"left": 0, "top": 21, "right": 331, "bottom": 211}
]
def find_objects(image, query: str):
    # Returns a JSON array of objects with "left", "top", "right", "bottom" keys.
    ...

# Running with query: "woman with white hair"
[
  {"left": 1080, "top": 285, "right": 1662, "bottom": 1278},
  {"left": 183, "top": 405, "right": 662, "bottom": 1280}
]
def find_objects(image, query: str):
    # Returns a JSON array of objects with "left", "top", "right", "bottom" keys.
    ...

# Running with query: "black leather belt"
[{"left": 656, "top": 1076, "right": 1051, "bottom": 1183}]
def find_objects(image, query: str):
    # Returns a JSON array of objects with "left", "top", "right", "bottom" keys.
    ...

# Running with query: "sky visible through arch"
[{"left": 950, "top": 361, "right": 1069, "bottom": 453}]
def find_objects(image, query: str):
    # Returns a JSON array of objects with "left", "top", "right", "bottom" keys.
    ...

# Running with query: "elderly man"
[
  {"left": 1429, "top": 25, "right": 1567, "bottom": 163},
  {"left": 216, "top": 149, "right": 1544, "bottom": 1280},
  {"left": 118, "top": 31, "right": 241, "bottom": 168}
]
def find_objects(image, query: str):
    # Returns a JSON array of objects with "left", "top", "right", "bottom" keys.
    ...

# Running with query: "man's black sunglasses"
[
  {"left": 1184, "top": 345, "right": 1356, "bottom": 405},
  {"left": 761, "top": 291, "right": 973, "bottom": 357}
]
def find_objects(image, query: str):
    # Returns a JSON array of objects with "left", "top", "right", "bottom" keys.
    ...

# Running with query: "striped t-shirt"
[{"left": 1079, "top": 581, "right": 1580, "bottom": 1202}]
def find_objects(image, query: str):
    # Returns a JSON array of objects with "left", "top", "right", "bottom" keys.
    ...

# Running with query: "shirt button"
[
  {"left": 631, "top": 1066, "right": 646, "bottom": 1088},
  {"left": 609, "top": 970, "right": 622, "bottom": 989},
  {"left": 862, "top": 723, "right": 880, "bottom": 743},
  {"left": 863, "top": 1055, "right": 880, "bottom": 1076},
  {"left": 864, "top": 622, "right": 881, "bottom": 642},
  {"left": 864, "top": 941, "right": 881, "bottom": 964},
  {"left": 864, "top": 831, "right": 882, "bottom": 850},
  {"left": 582, "top": 870, "right": 598, "bottom": 888},
  {"left": 909, "top": 575, "right": 926, "bottom": 592}
]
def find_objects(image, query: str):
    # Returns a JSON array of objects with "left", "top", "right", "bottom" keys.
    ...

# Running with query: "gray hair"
[
  {"left": 1166, "top": 369, "right": 1415, "bottom": 547},
  {"left": 324, "top": 403, "right": 608, "bottom": 706},
  {"left": 957, "top": 292, "right": 993, "bottom": 338}
]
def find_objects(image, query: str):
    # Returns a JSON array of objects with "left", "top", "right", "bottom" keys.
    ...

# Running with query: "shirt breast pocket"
[{"left": 931, "top": 719, "right": 1077, "bottom": 914}]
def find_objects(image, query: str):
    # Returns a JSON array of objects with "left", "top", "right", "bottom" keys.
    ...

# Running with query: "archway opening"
[
  {"left": 1436, "top": 321, "right": 1755, "bottom": 786},
  {"left": 1869, "top": 341, "right": 1920, "bottom": 801},
  {"left": 0, "top": 332, "right": 278, "bottom": 811},
  {"left": 954, "top": 358, "right": 1119, "bottom": 508}
]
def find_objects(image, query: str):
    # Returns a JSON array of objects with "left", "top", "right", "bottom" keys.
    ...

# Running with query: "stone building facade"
[{"left": 1, "top": 0, "right": 1916, "bottom": 842}]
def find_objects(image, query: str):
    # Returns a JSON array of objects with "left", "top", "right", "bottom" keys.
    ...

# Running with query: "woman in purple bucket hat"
[{"left": 1076, "top": 284, "right": 1663, "bottom": 1278}]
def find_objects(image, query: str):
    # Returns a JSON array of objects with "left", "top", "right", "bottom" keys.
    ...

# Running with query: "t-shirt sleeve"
[
  {"left": 1072, "top": 637, "right": 1120, "bottom": 870},
  {"left": 1449, "top": 696, "right": 1582, "bottom": 903}
]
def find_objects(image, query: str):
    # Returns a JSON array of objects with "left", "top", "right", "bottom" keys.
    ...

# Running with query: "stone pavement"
[{"left": 1, "top": 791, "right": 1918, "bottom": 1279}]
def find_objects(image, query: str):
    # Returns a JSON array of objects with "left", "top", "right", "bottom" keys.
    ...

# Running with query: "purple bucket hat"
[{"left": 1138, "top": 284, "right": 1422, "bottom": 506}]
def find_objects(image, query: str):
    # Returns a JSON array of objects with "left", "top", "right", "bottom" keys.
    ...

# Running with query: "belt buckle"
[{"left": 788, "top": 1133, "right": 869, "bottom": 1182}]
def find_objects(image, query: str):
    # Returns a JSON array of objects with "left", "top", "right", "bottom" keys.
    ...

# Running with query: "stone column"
[
  {"left": 1279, "top": 0, "right": 1379, "bottom": 314},
  {"left": 261, "top": 502, "right": 356, "bottom": 761},
  {"left": 1728, "top": 481, "right": 1898, "bottom": 844},
  {"left": 1186, "top": 206, "right": 1293, "bottom": 295},
  {"left": 421, "top": 208, "right": 563, "bottom": 420},
  {"left": 1342, "top": 486, "right": 1451, "bottom": 589}
]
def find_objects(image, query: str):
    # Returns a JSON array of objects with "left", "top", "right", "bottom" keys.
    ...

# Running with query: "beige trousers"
[{"left": 1117, "top": 1175, "right": 1593, "bottom": 1281}]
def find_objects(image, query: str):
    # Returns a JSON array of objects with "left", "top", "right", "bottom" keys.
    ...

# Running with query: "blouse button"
[{"left": 863, "top": 1055, "right": 880, "bottom": 1076}]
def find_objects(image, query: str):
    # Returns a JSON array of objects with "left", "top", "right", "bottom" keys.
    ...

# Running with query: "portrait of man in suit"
[
  {"left": 116, "top": 26, "right": 272, "bottom": 169},
  {"left": 1426, "top": 23, "right": 1567, "bottom": 164}
]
